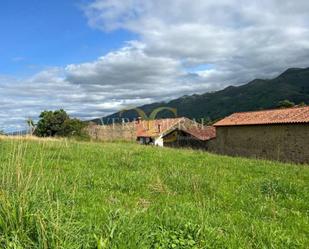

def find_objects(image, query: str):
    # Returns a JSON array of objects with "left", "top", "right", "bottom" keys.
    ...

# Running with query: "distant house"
[
  {"left": 210, "top": 106, "right": 309, "bottom": 163},
  {"left": 136, "top": 117, "right": 216, "bottom": 149}
]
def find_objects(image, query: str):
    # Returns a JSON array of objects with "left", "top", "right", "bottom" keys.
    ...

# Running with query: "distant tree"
[
  {"left": 34, "top": 109, "right": 87, "bottom": 137},
  {"left": 0, "top": 130, "right": 5, "bottom": 135},
  {"left": 277, "top": 100, "right": 295, "bottom": 108}
]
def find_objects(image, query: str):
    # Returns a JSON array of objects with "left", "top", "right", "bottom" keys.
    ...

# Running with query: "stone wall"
[
  {"left": 208, "top": 124, "right": 309, "bottom": 164},
  {"left": 86, "top": 123, "right": 137, "bottom": 142}
]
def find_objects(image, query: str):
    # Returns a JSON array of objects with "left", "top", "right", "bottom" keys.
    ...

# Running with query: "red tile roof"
[
  {"left": 136, "top": 118, "right": 184, "bottom": 137},
  {"left": 214, "top": 106, "right": 309, "bottom": 126},
  {"left": 181, "top": 126, "right": 216, "bottom": 141},
  {"left": 137, "top": 117, "right": 216, "bottom": 141}
]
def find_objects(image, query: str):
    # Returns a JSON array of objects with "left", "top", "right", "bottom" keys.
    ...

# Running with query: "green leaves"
[
  {"left": 34, "top": 109, "right": 87, "bottom": 138},
  {"left": 150, "top": 223, "right": 201, "bottom": 249}
]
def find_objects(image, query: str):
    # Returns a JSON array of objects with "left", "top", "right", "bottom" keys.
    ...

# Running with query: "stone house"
[{"left": 210, "top": 106, "right": 309, "bottom": 164}]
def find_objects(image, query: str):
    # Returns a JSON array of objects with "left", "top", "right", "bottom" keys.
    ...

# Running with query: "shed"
[
  {"left": 136, "top": 117, "right": 216, "bottom": 149},
  {"left": 211, "top": 106, "right": 309, "bottom": 163}
]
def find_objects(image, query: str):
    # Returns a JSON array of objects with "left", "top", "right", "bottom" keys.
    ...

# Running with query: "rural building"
[
  {"left": 86, "top": 117, "right": 216, "bottom": 148},
  {"left": 137, "top": 117, "right": 216, "bottom": 148},
  {"left": 210, "top": 106, "right": 309, "bottom": 164}
]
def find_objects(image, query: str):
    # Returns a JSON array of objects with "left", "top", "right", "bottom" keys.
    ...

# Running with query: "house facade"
[{"left": 210, "top": 106, "right": 309, "bottom": 164}]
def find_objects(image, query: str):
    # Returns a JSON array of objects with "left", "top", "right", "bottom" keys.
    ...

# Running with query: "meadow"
[{"left": 0, "top": 137, "right": 308, "bottom": 248}]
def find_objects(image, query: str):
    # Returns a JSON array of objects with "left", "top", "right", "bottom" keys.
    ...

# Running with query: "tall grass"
[
  {"left": 0, "top": 137, "right": 308, "bottom": 248},
  {"left": 0, "top": 139, "right": 84, "bottom": 248}
]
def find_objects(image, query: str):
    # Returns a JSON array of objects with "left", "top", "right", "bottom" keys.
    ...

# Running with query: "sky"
[{"left": 1, "top": 0, "right": 309, "bottom": 132}]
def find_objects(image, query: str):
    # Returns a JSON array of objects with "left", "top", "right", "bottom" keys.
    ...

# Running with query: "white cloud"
[
  {"left": 65, "top": 44, "right": 214, "bottom": 98},
  {"left": 66, "top": 44, "right": 183, "bottom": 87},
  {"left": 0, "top": 69, "right": 84, "bottom": 132},
  {"left": 85, "top": 0, "right": 309, "bottom": 79}
]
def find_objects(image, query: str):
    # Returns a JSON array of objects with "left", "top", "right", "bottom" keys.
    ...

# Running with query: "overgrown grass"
[{"left": 0, "top": 137, "right": 308, "bottom": 248}]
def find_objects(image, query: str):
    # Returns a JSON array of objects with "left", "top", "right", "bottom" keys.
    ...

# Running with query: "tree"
[
  {"left": 61, "top": 118, "right": 87, "bottom": 137},
  {"left": 34, "top": 109, "right": 87, "bottom": 137},
  {"left": 0, "top": 130, "right": 5, "bottom": 135},
  {"left": 277, "top": 100, "right": 295, "bottom": 108}
]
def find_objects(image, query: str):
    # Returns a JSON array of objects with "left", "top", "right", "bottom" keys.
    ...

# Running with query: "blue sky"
[
  {"left": 1, "top": 0, "right": 309, "bottom": 132},
  {"left": 0, "top": 0, "right": 136, "bottom": 76}
]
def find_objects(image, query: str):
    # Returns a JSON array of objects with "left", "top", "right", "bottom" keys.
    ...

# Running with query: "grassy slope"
[{"left": 0, "top": 138, "right": 308, "bottom": 248}]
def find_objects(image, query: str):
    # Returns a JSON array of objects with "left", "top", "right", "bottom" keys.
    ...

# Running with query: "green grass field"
[{"left": 0, "top": 137, "right": 308, "bottom": 248}]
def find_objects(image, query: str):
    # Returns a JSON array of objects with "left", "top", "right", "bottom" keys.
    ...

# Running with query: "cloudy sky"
[{"left": 1, "top": 0, "right": 309, "bottom": 132}]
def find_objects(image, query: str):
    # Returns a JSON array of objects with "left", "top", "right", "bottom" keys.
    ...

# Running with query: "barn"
[
  {"left": 210, "top": 106, "right": 309, "bottom": 163},
  {"left": 136, "top": 117, "right": 216, "bottom": 148}
]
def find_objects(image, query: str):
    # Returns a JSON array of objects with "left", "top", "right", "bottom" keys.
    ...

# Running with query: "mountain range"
[{"left": 93, "top": 67, "right": 309, "bottom": 123}]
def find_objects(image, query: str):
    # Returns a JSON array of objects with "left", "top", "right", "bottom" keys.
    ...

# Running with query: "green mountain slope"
[{"left": 94, "top": 67, "right": 309, "bottom": 123}]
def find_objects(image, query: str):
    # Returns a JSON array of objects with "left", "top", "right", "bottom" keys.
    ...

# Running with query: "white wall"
[{"left": 154, "top": 136, "right": 164, "bottom": 147}]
